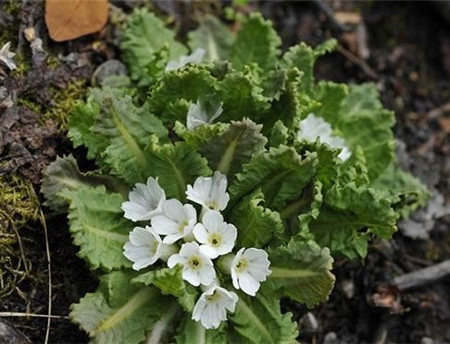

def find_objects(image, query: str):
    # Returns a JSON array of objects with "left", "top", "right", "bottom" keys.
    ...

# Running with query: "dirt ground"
[{"left": 0, "top": 1, "right": 449, "bottom": 343}]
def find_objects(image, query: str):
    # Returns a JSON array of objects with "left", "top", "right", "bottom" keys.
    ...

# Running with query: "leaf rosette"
[{"left": 43, "top": 9, "right": 429, "bottom": 344}]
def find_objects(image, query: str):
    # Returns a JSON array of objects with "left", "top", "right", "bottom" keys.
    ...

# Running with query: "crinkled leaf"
[
  {"left": 230, "top": 190, "right": 284, "bottom": 248},
  {"left": 60, "top": 187, "right": 132, "bottom": 270},
  {"left": 281, "top": 39, "right": 337, "bottom": 93},
  {"left": 41, "top": 155, "right": 128, "bottom": 213},
  {"left": 68, "top": 93, "right": 108, "bottom": 160},
  {"left": 121, "top": 8, "right": 187, "bottom": 80},
  {"left": 132, "top": 266, "right": 198, "bottom": 312},
  {"left": 230, "top": 13, "right": 281, "bottom": 71},
  {"left": 267, "top": 120, "right": 289, "bottom": 147},
  {"left": 230, "top": 145, "right": 316, "bottom": 210},
  {"left": 188, "top": 15, "right": 234, "bottom": 61},
  {"left": 200, "top": 119, "right": 267, "bottom": 176},
  {"left": 266, "top": 68, "right": 317, "bottom": 135},
  {"left": 373, "top": 162, "right": 430, "bottom": 218},
  {"left": 174, "top": 121, "right": 229, "bottom": 150},
  {"left": 87, "top": 89, "right": 167, "bottom": 185},
  {"left": 228, "top": 290, "right": 298, "bottom": 344},
  {"left": 175, "top": 316, "right": 227, "bottom": 344},
  {"left": 310, "top": 182, "right": 398, "bottom": 258},
  {"left": 266, "top": 240, "right": 335, "bottom": 308},
  {"left": 315, "top": 82, "right": 396, "bottom": 180},
  {"left": 70, "top": 271, "right": 170, "bottom": 344},
  {"left": 146, "top": 136, "right": 211, "bottom": 201},
  {"left": 149, "top": 66, "right": 217, "bottom": 124},
  {"left": 217, "top": 71, "right": 270, "bottom": 122}
]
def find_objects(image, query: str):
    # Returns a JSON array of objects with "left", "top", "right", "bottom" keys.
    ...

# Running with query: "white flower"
[
  {"left": 193, "top": 210, "right": 237, "bottom": 259},
  {"left": 0, "top": 42, "right": 17, "bottom": 71},
  {"left": 152, "top": 199, "right": 197, "bottom": 244},
  {"left": 123, "top": 226, "right": 176, "bottom": 270},
  {"left": 165, "top": 48, "right": 206, "bottom": 72},
  {"left": 231, "top": 248, "right": 271, "bottom": 296},
  {"left": 186, "top": 171, "right": 230, "bottom": 212},
  {"left": 186, "top": 98, "right": 223, "bottom": 130},
  {"left": 167, "top": 242, "right": 216, "bottom": 286},
  {"left": 298, "top": 113, "right": 351, "bottom": 161},
  {"left": 192, "top": 286, "right": 238, "bottom": 329},
  {"left": 122, "top": 177, "right": 166, "bottom": 222}
]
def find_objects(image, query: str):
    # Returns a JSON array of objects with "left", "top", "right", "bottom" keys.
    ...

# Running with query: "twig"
[
  {"left": 39, "top": 208, "right": 52, "bottom": 344},
  {"left": 311, "top": 0, "right": 352, "bottom": 33},
  {"left": 0, "top": 312, "right": 67, "bottom": 320},
  {"left": 392, "top": 259, "right": 450, "bottom": 291},
  {"left": 336, "top": 44, "right": 379, "bottom": 79}
]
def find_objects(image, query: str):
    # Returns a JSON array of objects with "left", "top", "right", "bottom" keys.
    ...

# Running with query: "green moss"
[
  {"left": 0, "top": 173, "right": 39, "bottom": 297},
  {"left": 42, "top": 78, "right": 87, "bottom": 129}
]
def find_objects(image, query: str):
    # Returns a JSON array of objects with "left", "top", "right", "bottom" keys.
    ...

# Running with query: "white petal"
[
  {"left": 199, "top": 245, "right": 219, "bottom": 259},
  {"left": 193, "top": 223, "right": 209, "bottom": 244},
  {"left": 179, "top": 242, "right": 200, "bottom": 257},
  {"left": 163, "top": 199, "right": 186, "bottom": 221},
  {"left": 183, "top": 268, "right": 201, "bottom": 287},
  {"left": 202, "top": 210, "right": 223, "bottom": 231},
  {"left": 167, "top": 254, "right": 185, "bottom": 268},
  {"left": 186, "top": 177, "right": 212, "bottom": 206},
  {"left": 239, "top": 272, "right": 260, "bottom": 296},
  {"left": 128, "top": 227, "right": 153, "bottom": 246},
  {"left": 152, "top": 215, "right": 179, "bottom": 236},
  {"left": 162, "top": 233, "right": 184, "bottom": 244},
  {"left": 132, "top": 258, "right": 154, "bottom": 271}
]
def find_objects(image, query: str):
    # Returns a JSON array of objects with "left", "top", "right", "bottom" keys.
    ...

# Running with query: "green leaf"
[
  {"left": 267, "top": 240, "right": 335, "bottom": 308},
  {"left": 70, "top": 271, "right": 171, "bottom": 344},
  {"left": 68, "top": 93, "right": 109, "bottom": 160},
  {"left": 310, "top": 182, "right": 398, "bottom": 258},
  {"left": 174, "top": 121, "right": 229, "bottom": 150},
  {"left": 266, "top": 68, "right": 317, "bottom": 135},
  {"left": 175, "top": 316, "right": 227, "bottom": 344},
  {"left": 281, "top": 39, "right": 337, "bottom": 93},
  {"left": 230, "top": 190, "right": 284, "bottom": 248},
  {"left": 132, "top": 266, "right": 198, "bottom": 312},
  {"left": 267, "top": 120, "right": 289, "bottom": 147},
  {"left": 60, "top": 187, "right": 132, "bottom": 270},
  {"left": 230, "top": 145, "right": 317, "bottom": 210},
  {"left": 188, "top": 15, "right": 234, "bottom": 61},
  {"left": 228, "top": 290, "right": 298, "bottom": 344},
  {"left": 146, "top": 136, "right": 211, "bottom": 201},
  {"left": 281, "top": 43, "right": 314, "bottom": 93},
  {"left": 230, "top": 13, "right": 281, "bottom": 71},
  {"left": 121, "top": 8, "right": 188, "bottom": 80},
  {"left": 149, "top": 65, "right": 217, "bottom": 124},
  {"left": 88, "top": 89, "right": 167, "bottom": 185},
  {"left": 41, "top": 155, "right": 128, "bottom": 213},
  {"left": 315, "top": 82, "right": 396, "bottom": 180},
  {"left": 373, "top": 162, "right": 430, "bottom": 218},
  {"left": 217, "top": 70, "right": 270, "bottom": 122},
  {"left": 200, "top": 119, "right": 267, "bottom": 176}
]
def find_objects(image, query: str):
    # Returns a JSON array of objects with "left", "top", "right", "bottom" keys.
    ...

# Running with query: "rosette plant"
[{"left": 42, "top": 9, "right": 429, "bottom": 344}]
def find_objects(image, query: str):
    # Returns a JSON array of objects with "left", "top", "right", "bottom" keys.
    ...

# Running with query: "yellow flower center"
[
  {"left": 208, "top": 233, "right": 222, "bottom": 248},
  {"left": 206, "top": 200, "right": 218, "bottom": 210},
  {"left": 188, "top": 255, "right": 202, "bottom": 270},
  {"left": 206, "top": 290, "right": 222, "bottom": 302},
  {"left": 235, "top": 258, "right": 248, "bottom": 273}
]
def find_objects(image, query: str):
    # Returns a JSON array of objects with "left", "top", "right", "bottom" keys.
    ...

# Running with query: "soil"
[{"left": 0, "top": 1, "right": 449, "bottom": 343}]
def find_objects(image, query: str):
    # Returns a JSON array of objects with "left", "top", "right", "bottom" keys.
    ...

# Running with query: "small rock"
[
  {"left": 300, "top": 312, "right": 319, "bottom": 332},
  {"left": 91, "top": 59, "right": 128, "bottom": 86},
  {"left": 323, "top": 332, "right": 338, "bottom": 344},
  {"left": 341, "top": 279, "right": 355, "bottom": 298},
  {"left": 421, "top": 337, "right": 434, "bottom": 344}
]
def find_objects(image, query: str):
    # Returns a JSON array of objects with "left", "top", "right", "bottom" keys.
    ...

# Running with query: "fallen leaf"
[{"left": 45, "top": 0, "right": 109, "bottom": 42}]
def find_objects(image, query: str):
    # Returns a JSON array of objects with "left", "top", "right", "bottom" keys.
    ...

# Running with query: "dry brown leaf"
[{"left": 45, "top": 0, "right": 109, "bottom": 42}]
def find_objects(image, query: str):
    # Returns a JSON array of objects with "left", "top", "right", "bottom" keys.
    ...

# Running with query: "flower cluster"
[{"left": 122, "top": 171, "right": 271, "bottom": 329}]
